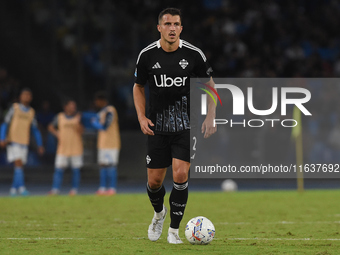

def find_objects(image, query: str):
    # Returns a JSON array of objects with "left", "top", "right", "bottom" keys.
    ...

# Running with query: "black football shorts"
[{"left": 146, "top": 130, "right": 190, "bottom": 168}]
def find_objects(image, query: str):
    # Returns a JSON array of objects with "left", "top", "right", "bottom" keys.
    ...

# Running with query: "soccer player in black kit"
[{"left": 133, "top": 8, "right": 216, "bottom": 244}]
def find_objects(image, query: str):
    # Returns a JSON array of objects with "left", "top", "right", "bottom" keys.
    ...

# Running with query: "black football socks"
[
  {"left": 147, "top": 183, "right": 166, "bottom": 213},
  {"left": 169, "top": 181, "right": 188, "bottom": 229}
]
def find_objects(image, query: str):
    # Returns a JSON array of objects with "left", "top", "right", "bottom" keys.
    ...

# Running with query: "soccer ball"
[
  {"left": 221, "top": 179, "right": 238, "bottom": 192},
  {"left": 185, "top": 216, "right": 215, "bottom": 244}
]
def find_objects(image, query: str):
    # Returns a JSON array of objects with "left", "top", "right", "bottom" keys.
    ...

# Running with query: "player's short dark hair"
[
  {"left": 158, "top": 8, "right": 182, "bottom": 24},
  {"left": 20, "top": 88, "right": 32, "bottom": 94},
  {"left": 94, "top": 91, "right": 108, "bottom": 101},
  {"left": 61, "top": 97, "right": 75, "bottom": 107}
]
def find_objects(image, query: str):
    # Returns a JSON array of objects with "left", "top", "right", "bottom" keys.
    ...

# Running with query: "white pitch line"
[
  {"left": 2, "top": 237, "right": 340, "bottom": 241},
  {"left": 2, "top": 221, "right": 339, "bottom": 227},
  {"left": 219, "top": 221, "right": 340, "bottom": 225},
  {"left": 227, "top": 238, "right": 340, "bottom": 241},
  {"left": 1, "top": 237, "right": 147, "bottom": 240},
  {"left": 4, "top": 221, "right": 339, "bottom": 226},
  {"left": 5, "top": 238, "right": 86, "bottom": 240}
]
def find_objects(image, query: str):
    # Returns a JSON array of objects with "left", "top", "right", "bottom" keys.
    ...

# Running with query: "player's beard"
[{"left": 165, "top": 35, "right": 178, "bottom": 45}]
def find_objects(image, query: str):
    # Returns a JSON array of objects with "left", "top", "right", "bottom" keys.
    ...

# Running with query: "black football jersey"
[{"left": 135, "top": 39, "right": 212, "bottom": 135}]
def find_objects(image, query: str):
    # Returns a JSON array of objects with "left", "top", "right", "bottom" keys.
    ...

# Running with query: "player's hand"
[
  {"left": 138, "top": 116, "right": 154, "bottom": 136},
  {"left": 201, "top": 115, "right": 216, "bottom": 138},
  {"left": 76, "top": 123, "right": 84, "bottom": 134},
  {"left": 75, "top": 114, "right": 81, "bottom": 122},
  {"left": 37, "top": 146, "right": 45, "bottom": 155},
  {"left": 0, "top": 140, "right": 7, "bottom": 148},
  {"left": 54, "top": 131, "right": 60, "bottom": 140}
]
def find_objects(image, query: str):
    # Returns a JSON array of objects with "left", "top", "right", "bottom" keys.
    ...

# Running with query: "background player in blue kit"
[
  {"left": 91, "top": 91, "right": 121, "bottom": 196},
  {"left": 0, "top": 88, "right": 44, "bottom": 196},
  {"left": 133, "top": 8, "right": 216, "bottom": 244},
  {"left": 48, "top": 99, "right": 85, "bottom": 196}
]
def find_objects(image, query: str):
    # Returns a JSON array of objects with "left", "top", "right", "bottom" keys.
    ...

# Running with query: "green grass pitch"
[{"left": 0, "top": 190, "right": 340, "bottom": 254}]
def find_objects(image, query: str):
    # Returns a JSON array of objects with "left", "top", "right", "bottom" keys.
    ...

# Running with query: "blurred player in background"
[
  {"left": 133, "top": 8, "right": 216, "bottom": 244},
  {"left": 0, "top": 88, "right": 44, "bottom": 196},
  {"left": 91, "top": 91, "right": 121, "bottom": 196},
  {"left": 48, "top": 98, "right": 84, "bottom": 196}
]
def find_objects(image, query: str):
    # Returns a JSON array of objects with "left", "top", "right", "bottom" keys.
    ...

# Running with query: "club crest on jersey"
[{"left": 179, "top": 59, "right": 189, "bottom": 69}]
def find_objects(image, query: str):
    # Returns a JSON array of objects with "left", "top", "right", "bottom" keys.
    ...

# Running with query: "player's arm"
[
  {"left": 201, "top": 77, "right": 217, "bottom": 138},
  {"left": 48, "top": 116, "right": 60, "bottom": 139},
  {"left": 0, "top": 123, "right": 8, "bottom": 148},
  {"left": 194, "top": 51, "right": 216, "bottom": 138},
  {"left": 31, "top": 118, "right": 44, "bottom": 155},
  {"left": 78, "top": 124, "right": 84, "bottom": 135},
  {"left": 133, "top": 50, "right": 154, "bottom": 135},
  {"left": 0, "top": 106, "right": 14, "bottom": 148},
  {"left": 91, "top": 112, "right": 113, "bottom": 131},
  {"left": 77, "top": 113, "right": 84, "bottom": 135},
  {"left": 133, "top": 83, "right": 154, "bottom": 136}
]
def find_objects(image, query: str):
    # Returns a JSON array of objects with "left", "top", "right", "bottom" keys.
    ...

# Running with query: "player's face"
[
  {"left": 64, "top": 101, "right": 77, "bottom": 115},
  {"left": 20, "top": 91, "right": 32, "bottom": 105},
  {"left": 94, "top": 99, "right": 106, "bottom": 109},
  {"left": 157, "top": 14, "right": 182, "bottom": 44}
]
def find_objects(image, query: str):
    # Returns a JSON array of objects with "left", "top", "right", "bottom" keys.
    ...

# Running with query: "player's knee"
[
  {"left": 148, "top": 179, "right": 163, "bottom": 189},
  {"left": 173, "top": 168, "right": 188, "bottom": 183},
  {"left": 14, "top": 160, "right": 23, "bottom": 167}
]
